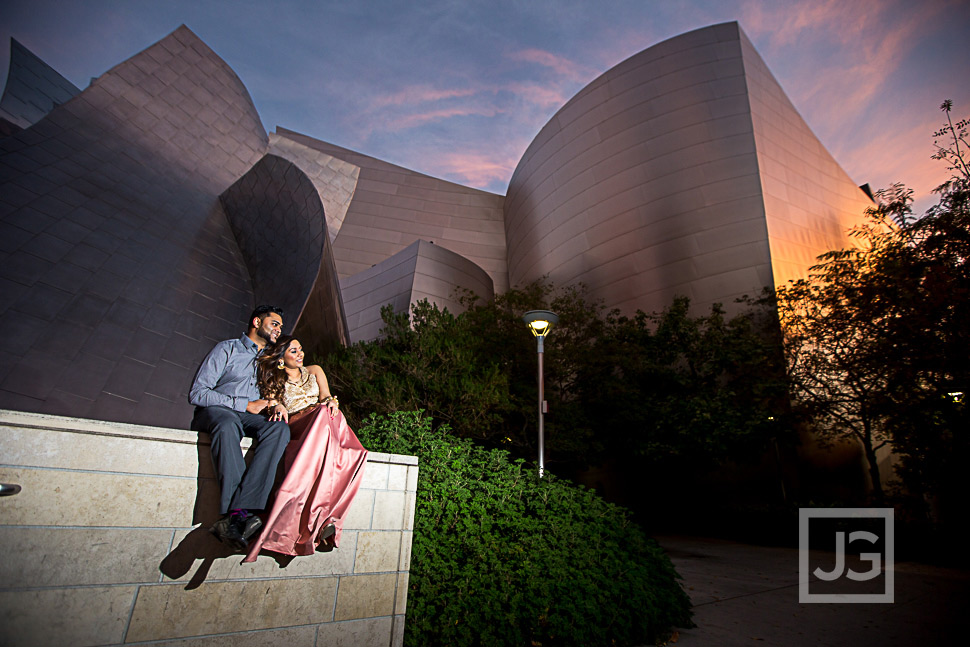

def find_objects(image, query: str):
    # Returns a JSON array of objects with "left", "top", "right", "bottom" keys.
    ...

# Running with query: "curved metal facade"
[
  {"left": 0, "top": 22, "right": 874, "bottom": 428},
  {"left": 0, "top": 37, "right": 80, "bottom": 130},
  {"left": 505, "top": 22, "right": 871, "bottom": 316},
  {"left": 220, "top": 153, "right": 350, "bottom": 355},
  {"left": 274, "top": 128, "right": 509, "bottom": 294},
  {"left": 0, "top": 26, "right": 268, "bottom": 426},
  {"left": 341, "top": 239, "right": 495, "bottom": 343}
]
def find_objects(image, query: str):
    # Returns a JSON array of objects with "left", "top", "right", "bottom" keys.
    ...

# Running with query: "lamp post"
[{"left": 522, "top": 309, "right": 559, "bottom": 478}]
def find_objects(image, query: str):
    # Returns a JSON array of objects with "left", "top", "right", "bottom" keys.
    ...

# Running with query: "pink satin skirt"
[{"left": 243, "top": 405, "right": 367, "bottom": 562}]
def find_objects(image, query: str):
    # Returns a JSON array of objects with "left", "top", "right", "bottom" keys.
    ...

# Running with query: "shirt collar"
[{"left": 239, "top": 334, "right": 261, "bottom": 354}]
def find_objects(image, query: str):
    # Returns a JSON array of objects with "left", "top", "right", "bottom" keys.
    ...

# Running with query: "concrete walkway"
[{"left": 655, "top": 535, "right": 969, "bottom": 646}]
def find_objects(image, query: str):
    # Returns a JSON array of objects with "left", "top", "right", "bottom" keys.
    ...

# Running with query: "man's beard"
[{"left": 256, "top": 327, "right": 274, "bottom": 343}]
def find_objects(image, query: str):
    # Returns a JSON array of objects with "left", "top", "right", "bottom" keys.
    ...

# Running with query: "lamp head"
[{"left": 522, "top": 310, "right": 559, "bottom": 338}]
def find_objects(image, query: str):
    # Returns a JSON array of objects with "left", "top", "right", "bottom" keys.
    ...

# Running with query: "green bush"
[
  {"left": 356, "top": 411, "right": 693, "bottom": 647},
  {"left": 326, "top": 285, "right": 790, "bottom": 475}
]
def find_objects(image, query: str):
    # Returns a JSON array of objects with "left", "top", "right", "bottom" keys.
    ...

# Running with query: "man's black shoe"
[
  {"left": 209, "top": 514, "right": 248, "bottom": 552},
  {"left": 239, "top": 514, "right": 263, "bottom": 541},
  {"left": 208, "top": 515, "right": 230, "bottom": 540}
]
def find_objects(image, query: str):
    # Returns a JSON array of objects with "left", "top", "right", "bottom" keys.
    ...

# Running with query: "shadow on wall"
[
  {"left": 158, "top": 440, "right": 252, "bottom": 589},
  {"left": 219, "top": 153, "right": 350, "bottom": 356}
]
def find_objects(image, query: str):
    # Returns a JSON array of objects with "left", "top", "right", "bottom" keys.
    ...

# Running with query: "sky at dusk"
[{"left": 2, "top": 0, "right": 968, "bottom": 214}]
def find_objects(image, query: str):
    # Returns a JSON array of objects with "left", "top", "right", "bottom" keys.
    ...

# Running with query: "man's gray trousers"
[{"left": 191, "top": 406, "right": 290, "bottom": 514}]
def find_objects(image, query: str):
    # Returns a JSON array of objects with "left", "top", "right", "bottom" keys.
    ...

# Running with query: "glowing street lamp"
[{"left": 522, "top": 310, "right": 559, "bottom": 478}]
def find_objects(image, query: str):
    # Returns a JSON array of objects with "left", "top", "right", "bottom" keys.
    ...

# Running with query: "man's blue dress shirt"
[{"left": 188, "top": 335, "right": 263, "bottom": 411}]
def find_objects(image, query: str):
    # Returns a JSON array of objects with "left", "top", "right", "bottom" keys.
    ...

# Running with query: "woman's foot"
[{"left": 315, "top": 523, "right": 337, "bottom": 552}]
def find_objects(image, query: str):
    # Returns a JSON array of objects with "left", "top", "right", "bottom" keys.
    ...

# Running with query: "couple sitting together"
[{"left": 188, "top": 305, "right": 367, "bottom": 563}]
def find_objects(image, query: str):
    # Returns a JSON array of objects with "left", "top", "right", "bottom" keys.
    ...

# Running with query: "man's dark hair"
[{"left": 250, "top": 305, "right": 284, "bottom": 322}]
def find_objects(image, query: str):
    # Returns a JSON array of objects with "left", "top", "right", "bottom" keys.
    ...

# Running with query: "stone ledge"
[
  {"left": 0, "top": 408, "right": 415, "bottom": 647},
  {"left": 0, "top": 407, "right": 418, "bottom": 467}
]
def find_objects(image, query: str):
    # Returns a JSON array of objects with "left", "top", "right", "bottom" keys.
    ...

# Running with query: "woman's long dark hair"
[{"left": 258, "top": 335, "right": 297, "bottom": 401}]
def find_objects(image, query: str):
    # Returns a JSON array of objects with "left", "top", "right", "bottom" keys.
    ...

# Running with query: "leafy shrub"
[
  {"left": 327, "top": 285, "right": 789, "bottom": 475},
  {"left": 326, "top": 300, "right": 512, "bottom": 442},
  {"left": 356, "top": 411, "right": 693, "bottom": 647}
]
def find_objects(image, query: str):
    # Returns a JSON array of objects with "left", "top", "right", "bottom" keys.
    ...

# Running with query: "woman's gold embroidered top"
[{"left": 282, "top": 367, "right": 319, "bottom": 414}]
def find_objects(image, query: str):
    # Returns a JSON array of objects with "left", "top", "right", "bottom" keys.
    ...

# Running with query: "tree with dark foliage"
[{"left": 776, "top": 101, "right": 969, "bottom": 515}]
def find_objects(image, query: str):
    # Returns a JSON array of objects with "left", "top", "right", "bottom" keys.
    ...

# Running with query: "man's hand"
[{"left": 246, "top": 399, "right": 272, "bottom": 414}]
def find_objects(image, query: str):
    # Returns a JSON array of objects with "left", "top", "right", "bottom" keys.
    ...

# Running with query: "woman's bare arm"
[{"left": 307, "top": 364, "right": 339, "bottom": 417}]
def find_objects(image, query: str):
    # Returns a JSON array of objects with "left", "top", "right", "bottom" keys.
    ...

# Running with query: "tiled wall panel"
[
  {"left": 0, "top": 38, "right": 80, "bottom": 129},
  {"left": 274, "top": 129, "right": 510, "bottom": 293},
  {"left": 219, "top": 153, "right": 350, "bottom": 355},
  {"left": 737, "top": 30, "right": 873, "bottom": 288},
  {"left": 505, "top": 22, "right": 867, "bottom": 317},
  {"left": 341, "top": 239, "right": 494, "bottom": 343},
  {"left": 0, "top": 26, "right": 267, "bottom": 428}
]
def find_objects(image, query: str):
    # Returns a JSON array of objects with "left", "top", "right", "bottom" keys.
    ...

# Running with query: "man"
[{"left": 189, "top": 305, "right": 291, "bottom": 551}]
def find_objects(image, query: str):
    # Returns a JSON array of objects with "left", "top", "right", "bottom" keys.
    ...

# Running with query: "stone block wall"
[{"left": 0, "top": 408, "right": 416, "bottom": 647}]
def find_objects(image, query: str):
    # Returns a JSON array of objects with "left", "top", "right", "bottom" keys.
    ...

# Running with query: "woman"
[{"left": 241, "top": 335, "right": 367, "bottom": 563}]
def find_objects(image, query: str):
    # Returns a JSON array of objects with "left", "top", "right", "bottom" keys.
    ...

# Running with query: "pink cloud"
[
  {"left": 428, "top": 150, "right": 522, "bottom": 190},
  {"left": 838, "top": 110, "right": 955, "bottom": 214},
  {"left": 371, "top": 84, "right": 482, "bottom": 108},
  {"left": 506, "top": 48, "right": 595, "bottom": 83},
  {"left": 504, "top": 81, "right": 571, "bottom": 108},
  {"left": 740, "top": 0, "right": 852, "bottom": 50},
  {"left": 795, "top": 25, "right": 910, "bottom": 123},
  {"left": 741, "top": 0, "right": 949, "bottom": 110},
  {"left": 389, "top": 104, "right": 504, "bottom": 131},
  {"left": 334, "top": 45, "right": 598, "bottom": 157},
  {"left": 734, "top": 0, "right": 961, "bottom": 214},
  {"left": 340, "top": 80, "right": 501, "bottom": 141},
  {"left": 346, "top": 75, "right": 571, "bottom": 143}
]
